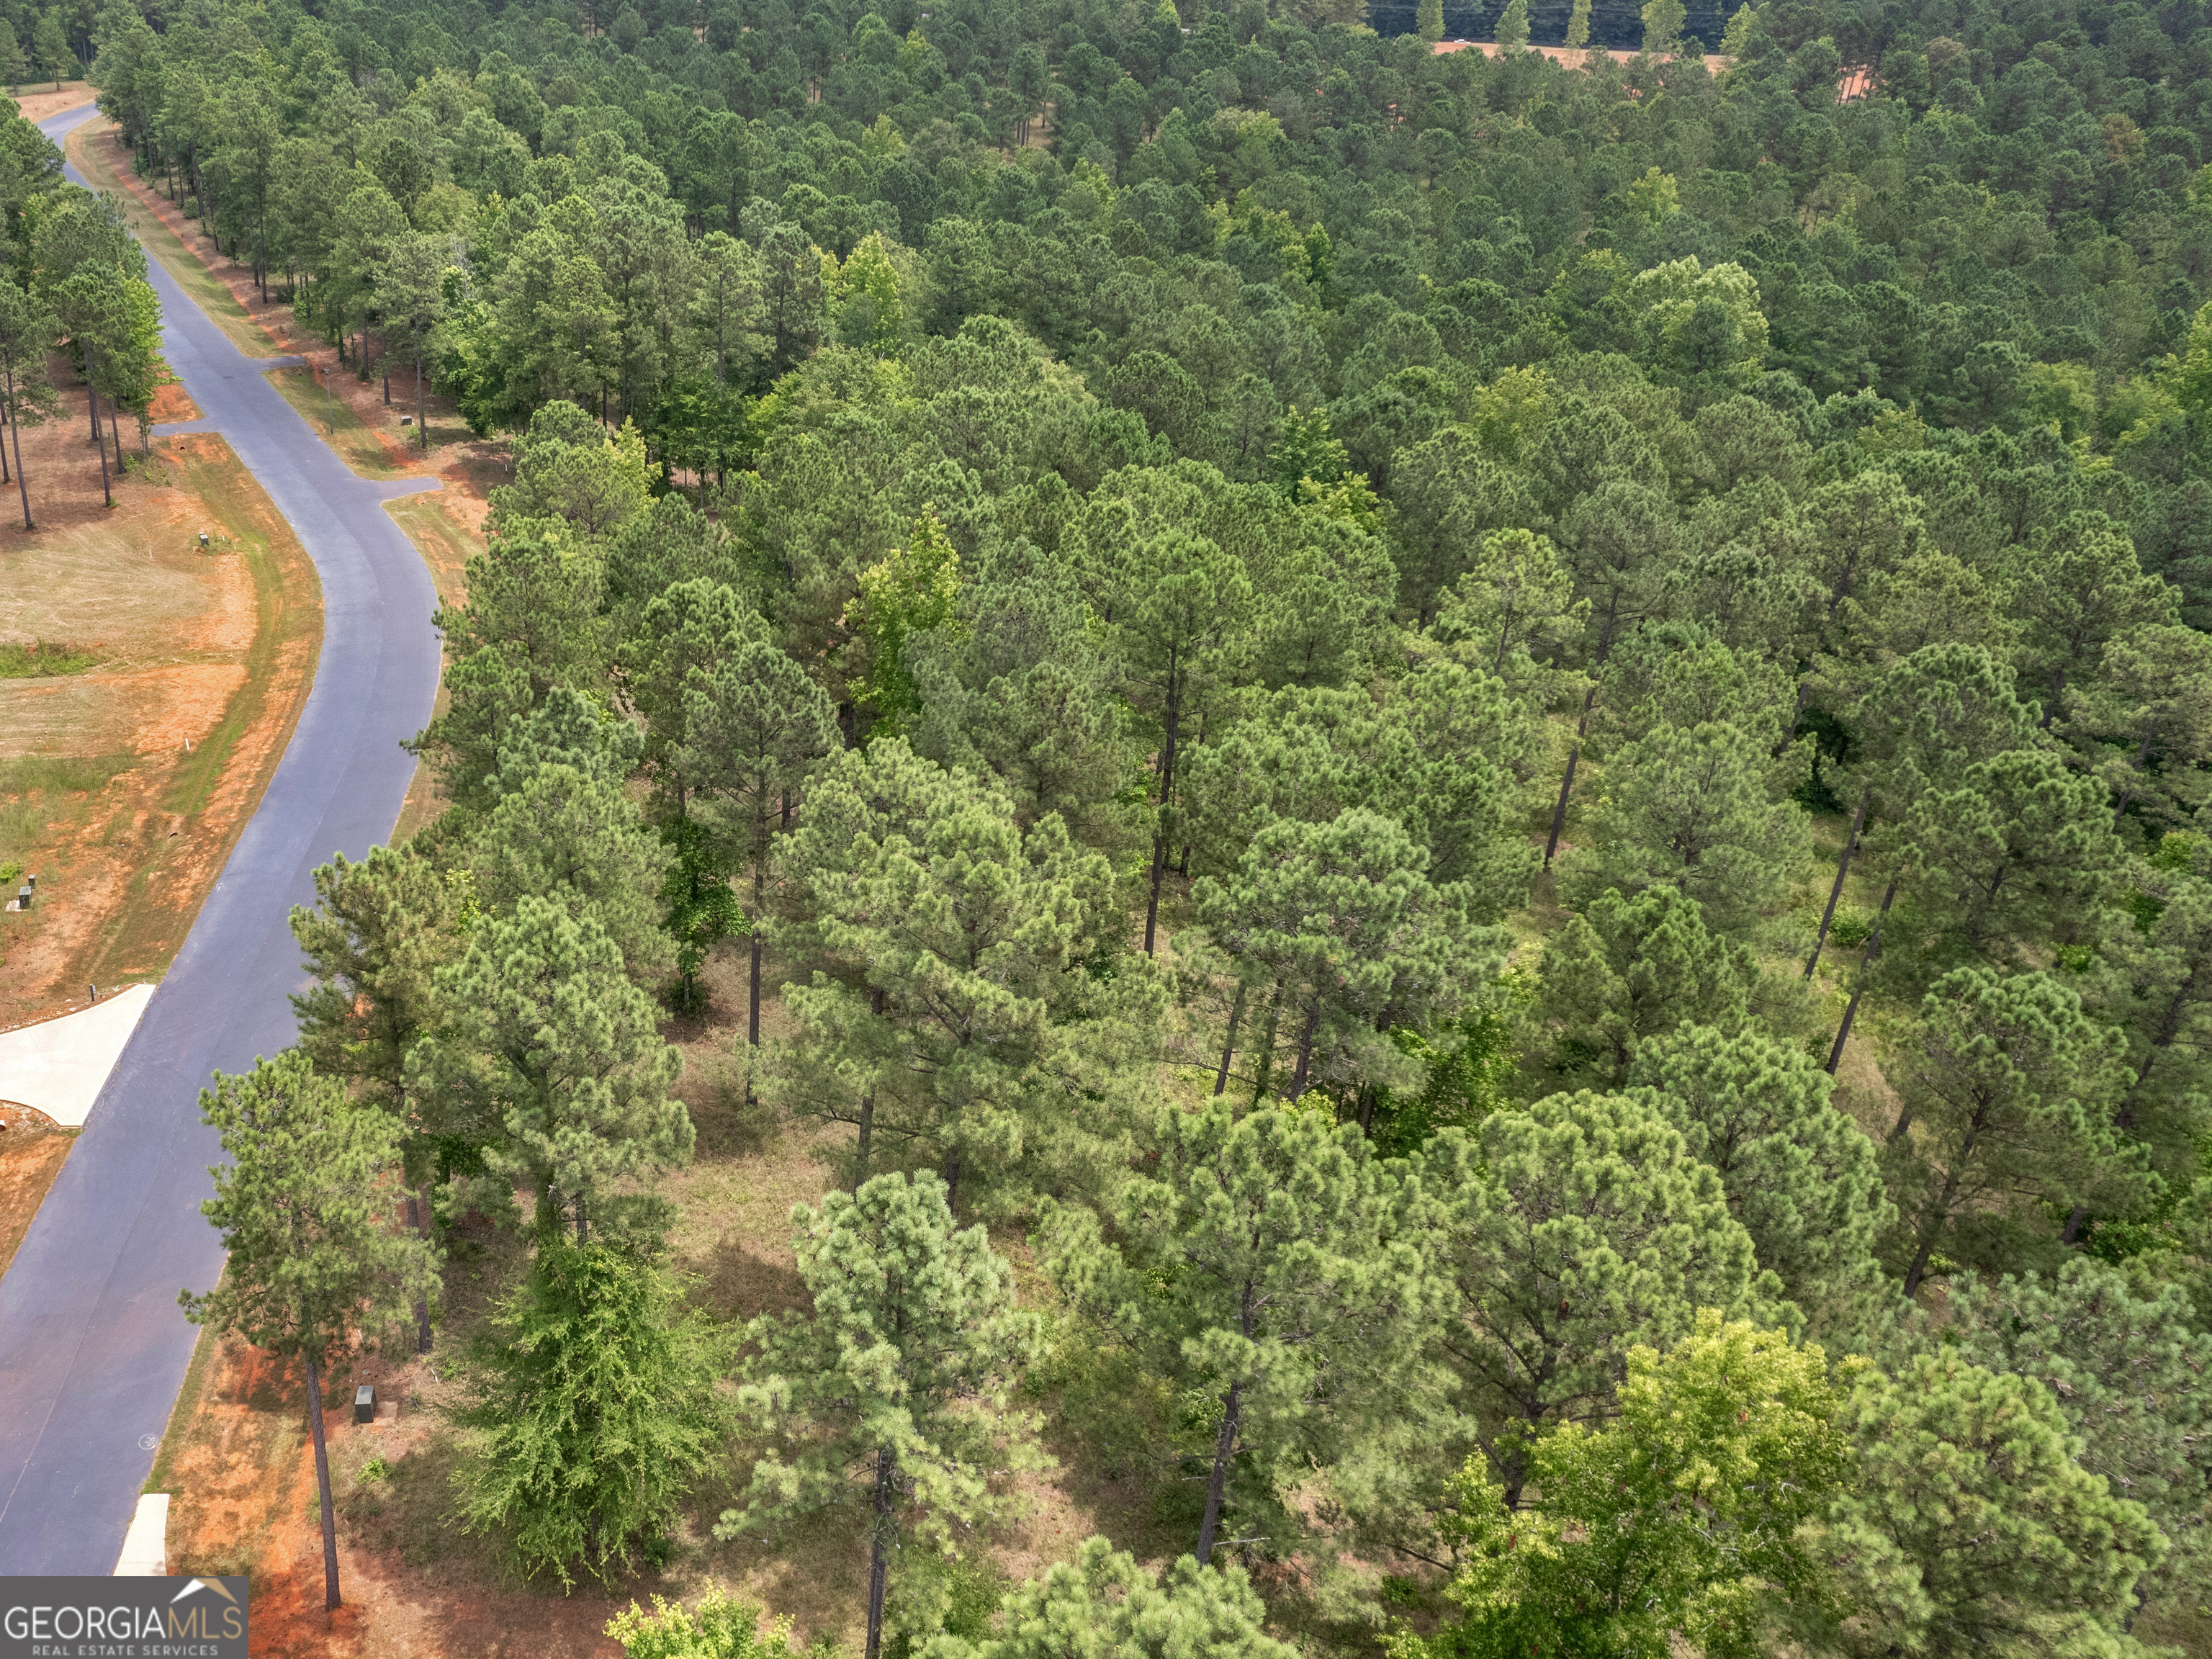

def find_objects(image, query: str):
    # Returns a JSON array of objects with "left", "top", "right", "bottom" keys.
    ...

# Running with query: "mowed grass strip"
[{"left": 63, "top": 117, "right": 284, "bottom": 361}]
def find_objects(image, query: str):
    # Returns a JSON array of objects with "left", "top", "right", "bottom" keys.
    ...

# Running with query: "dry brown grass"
[
  {"left": 0, "top": 421, "right": 321, "bottom": 1024},
  {"left": 0, "top": 1104, "right": 74, "bottom": 1277}
]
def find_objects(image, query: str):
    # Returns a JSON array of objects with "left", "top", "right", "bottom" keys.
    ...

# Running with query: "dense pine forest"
[{"left": 59, "top": 0, "right": 2212, "bottom": 1650}]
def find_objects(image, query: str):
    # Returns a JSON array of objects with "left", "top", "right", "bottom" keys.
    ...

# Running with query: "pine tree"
[
  {"left": 1416, "top": 0, "right": 1444, "bottom": 45},
  {"left": 1495, "top": 0, "right": 1529, "bottom": 49},
  {"left": 1639, "top": 0, "right": 1686, "bottom": 55},
  {"left": 2067, "top": 622, "right": 2212, "bottom": 833},
  {"left": 1894, "top": 750, "right": 2125, "bottom": 975},
  {"left": 1421, "top": 1091, "right": 1781, "bottom": 1511},
  {"left": 770, "top": 738, "right": 1123, "bottom": 1203},
  {"left": 681, "top": 637, "right": 840, "bottom": 1048},
  {"left": 0, "top": 23, "right": 24, "bottom": 92},
  {"left": 409, "top": 894, "right": 691, "bottom": 1239},
  {"left": 1407, "top": 1313, "right": 1849, "bottom": 1659},
  {"left": 1627, "top": 1024, "right": 1895, "bottom": 1342},
  {"left": 2005, "top": 513, "right": 2180, "bottom": 725},
  {"left": 1884, "top": 968, "right": 2138, "bottom": 1296},
  {"left": 1942, "top": 1259, "right": 2212, "bottom": 1611},
  {"left": 0, "top": 279, "right": 58, "bottom": 532},
  {"left": 1537, "top": 886, "right": 1758, "bottom": 1084},
  {"left": 31, "top": 9, "right": 70, "bottom": 89},
  {"left": 180, "top": 1051, "right": 439, "bottom": 1612},
  {"left": 1565, "top": 720, "right": 1811, "bottom": 932},
  {"left": 720, "top": 1173, "right": 1044, "bottom": 1659},
  {"left": 290, "top": 840, "right": 465, "bottom": 1352},
  {"left": 1565, "top": 0, "right": 1592, "bottom": 55},
  {"left": 2083, "top": 864, "right": 2212, "bottom": 1179},
  {"left": 470, "top": 756, "right": 677, "bottom": 980},
  {"left": 621, "top": 577, "right": 767, "bottom": 814},
  {"left": 1821, "top": 1354, "right": 2163, "bottom": 1658},
  {"left": 925, "top": 1538, "right": 1298, "bottom": 1659},
  {"left": 1195, "top": 806, "right": 1498, "bottom": 1118},
  {"left": 454, "top": 1232, "right": 731, "bottom": 1588},
  {"left": 1046, "top": 1102, "right": 1444, "bottom": 1565}
]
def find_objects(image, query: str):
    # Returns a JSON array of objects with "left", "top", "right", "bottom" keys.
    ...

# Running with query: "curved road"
[{"left": 0, "top": 103, "right": 444, "bottom": 1573}]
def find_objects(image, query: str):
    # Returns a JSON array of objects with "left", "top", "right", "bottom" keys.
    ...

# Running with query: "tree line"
[{"left": 0, "top": 105, "right": 164, "bottom": 522}]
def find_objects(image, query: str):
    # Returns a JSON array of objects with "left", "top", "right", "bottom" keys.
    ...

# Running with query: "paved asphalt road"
[{"left": 0, "top": 102, "right": 444, "bottom": 1573}]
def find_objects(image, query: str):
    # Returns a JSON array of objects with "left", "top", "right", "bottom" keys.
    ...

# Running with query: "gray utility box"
[{"left": 354, "top": 1385, "right": 375, "bottom": 1424}]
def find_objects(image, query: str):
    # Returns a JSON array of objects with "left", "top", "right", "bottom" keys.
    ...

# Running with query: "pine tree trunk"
[
  {"left": 1544, "top": 685, "right": 1598, "bottom": 866},
  {"left": 1195, "top": 1379, "right": 1242, "bottom": 1565},
  {"left": 1143, "top": 648, "right": 1181, "bottom": 956},
  {"left": 1827, "top": 874, "right": 1901, "bottom": 1076},
  {"left": 865, "top": 1447, "right": 896, "bottom": 1659},
  {"left": 855, "top": 987, "right": 884, "bottom": 1188},
  {"left": 1805, "top": 787, "right": 1871, "bottom": 978},
  {"left": 9, "top": 366, "right": 31, "bottom": 529},
  {"left": 407, "top": 1190, "right": 433, "bottom": 1353},
  {"left": 1287, "top": 1004, "right": 1319, "bottom": 1100},
  {"left": 1214, "top": 980, "right": 1246, "bottom": 1097},
  {"left": 417, "top": 358, "right": 427, "bottom": 451},
  {"left": 304, "top": 1354, "right": 342, "bottom": 1610}
]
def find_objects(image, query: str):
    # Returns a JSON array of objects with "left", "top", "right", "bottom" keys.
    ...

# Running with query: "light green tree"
[
  {"left": 720, "top": 1173, "right": 1044, "bottom": 1659},
  {"left": 1640, "top": 0, "right": 1686, "bottom": 53},
  {"left": 842, "top": 505, "right": 961, "bottom": 733},
  {"left": 1819, "top": 1354, "right": 2164, "bottom": 1659},
  {"left": 453, "top": 1233, "right": 732, "bottom": 1588},
  {"left": 925, "top": 1538, "right": 1298, "bottom": 1659},
  {"left": 1494, "top": 0, "right": 1529, "bottom": 48},
  {"left": 609, "top": 1591, "right": 792, "bottom": 1659},
  {"left": 408, "top": 894, "right": 691, "bottom": 1240},
  {"left": 1399, "top": 1313, "right": 1851, "bottom": 1659},
  {"left": 180, "top": 1050, "right": 439, "bottom": 1612},
  {"left": 1627, "top": 1025, "right": 1894, "bottom": 1343},
  {"left": 1045, "top": 1102, "right": 1445, "bottom": 1565},
  {"left": 0, "top": 23, "right": 25, "bottom": 91},
  {"left": 1884, "top": 968, "right": 2137, "bottom": 1296}
]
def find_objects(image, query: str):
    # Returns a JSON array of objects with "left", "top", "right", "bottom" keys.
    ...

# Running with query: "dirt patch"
[
  {"left": 6, "top": 84, "right": 91, "bottom": 125},
  {"left": 0, "top": 414, "right": 322, "bottom": 1025},
  {"left": 0, "top": 1107, "right": 74, "bottom": 1278}
]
